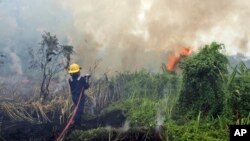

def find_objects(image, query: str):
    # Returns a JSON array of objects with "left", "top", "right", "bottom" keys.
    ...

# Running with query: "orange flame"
[{"left": 166, "top": 47, "right": 192, "bottom": 72}]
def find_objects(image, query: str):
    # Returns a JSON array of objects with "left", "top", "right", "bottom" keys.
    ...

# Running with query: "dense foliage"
[
  {"left": 68, "top": 42, "right": 249, "bottom": 141},
  {"left": 173, "top": 42, "right": 229, "bottom": 119},
  {"left": 71, "top": 42, "right": 249, "bottom": 140},
  {"left": 2, "top": 42, "right": 250, "bottom": 141},
  {"left": 227, "top": 62, "right": 250, "bottom": 120}
]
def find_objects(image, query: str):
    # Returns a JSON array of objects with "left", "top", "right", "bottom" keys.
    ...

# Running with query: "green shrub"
[{"left": 173, "top": 42, "right": 229, "bottom": 120}]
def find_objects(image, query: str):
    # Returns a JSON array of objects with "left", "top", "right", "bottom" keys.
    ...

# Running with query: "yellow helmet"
[{"left": 68, "top": 63, "right": 81, "bottom": 74}]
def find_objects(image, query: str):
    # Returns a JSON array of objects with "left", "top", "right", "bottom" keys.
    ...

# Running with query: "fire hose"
[{"left": 55, "top": 88, "right": 84, "bottom": 141}]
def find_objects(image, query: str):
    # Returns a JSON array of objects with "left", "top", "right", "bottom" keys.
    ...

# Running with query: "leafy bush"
[{"left": 173, "top": 42, "right": 229, "bottom": 120}]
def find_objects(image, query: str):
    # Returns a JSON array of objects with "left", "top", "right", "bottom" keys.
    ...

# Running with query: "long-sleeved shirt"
[{"left": 68, "top": 75, "right": 89, "bottom": 99}]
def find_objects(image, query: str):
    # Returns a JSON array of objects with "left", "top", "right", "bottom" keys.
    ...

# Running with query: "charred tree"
[{"left": 29, "top": 32, "right": 73, "bottom": 101}]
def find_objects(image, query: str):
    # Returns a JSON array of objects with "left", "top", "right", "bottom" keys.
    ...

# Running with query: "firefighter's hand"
[{"left": 84, "top": 74, "right": 91, "bottom": 83}]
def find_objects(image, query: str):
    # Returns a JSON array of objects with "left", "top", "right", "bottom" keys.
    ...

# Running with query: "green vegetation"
[
  {"left": 227, "top": 62, "right": 250, "bottom": 120},
  {"left": 66, "top": 128, "right": 109, "bottom": 141},
  {"left": 173, "top": 42, "right": 228, "bottom": 119},
  {"left": 103, "top": 70, "right": 180, "bottom": 127},
  {"left": 1, "top": 42, "right": 250, "bottom": 140},
  {"left": 67, "top": 42, "right": 250, "bottom": 140},
  {"left": 165, "top": 119, "right": 229, "bottom": 141}
]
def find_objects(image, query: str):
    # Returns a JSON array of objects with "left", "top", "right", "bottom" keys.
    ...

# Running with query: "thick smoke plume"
[
  {"left": 1, "top": 0, "right": 250, "bottom": 74},
  {"left": 61, "top": 0, "right": 250, "bottom": 73}
]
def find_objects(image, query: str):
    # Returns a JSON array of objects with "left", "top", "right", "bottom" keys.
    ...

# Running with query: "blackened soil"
[
  {"left": 0, "top": 110, "right": 126, "bottom": 141},
  {"left": 89, "top": 128, "right": 164, "bottom": 141},
  {"left": 1, "top": 121, "right": 58, "bottom": 141},
  {"left": 65, "top": 127, "right": 165, "bottom": 141},
  {"left": 80, "top": 109, "right": 126, "bottom": 130}
]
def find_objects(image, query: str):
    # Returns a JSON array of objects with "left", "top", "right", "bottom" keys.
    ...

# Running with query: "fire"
[
  {"left": 166, "top": 47, "right": 192, "bottom": 72},
  {"left": 180, "top": 47, "right": 192, "bottom": 56}
]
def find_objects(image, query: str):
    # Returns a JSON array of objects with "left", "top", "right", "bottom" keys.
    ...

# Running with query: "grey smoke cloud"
[
  {"left": 8, "top": 49, "right": 23, "bottom": 75},
  {"left": 60, "top": 0, "right": 250, "bottom": 73},
  {"left": 0, "top": 0, "right": 250, "bottom": 75}
]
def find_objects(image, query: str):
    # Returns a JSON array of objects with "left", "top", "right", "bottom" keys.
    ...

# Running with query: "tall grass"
[
  {"left": 195, "top": 111, "right": 201, "bottom": 133},
  {"left": 236, "top": 113, "right": 250, "bottom": 125}
]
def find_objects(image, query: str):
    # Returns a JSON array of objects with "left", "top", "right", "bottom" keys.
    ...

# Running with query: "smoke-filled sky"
[{"left": 1, "top": 0, "right": 250, "bottom": 75}]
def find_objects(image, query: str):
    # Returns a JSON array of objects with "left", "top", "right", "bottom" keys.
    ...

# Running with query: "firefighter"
[{"left": 68, "top": 63, "right": 90, "bottom": 125}]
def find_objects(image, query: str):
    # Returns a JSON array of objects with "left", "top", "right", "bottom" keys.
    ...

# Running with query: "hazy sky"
[{"left": 1, "top": 0, "right": 250, "bottom": 75}]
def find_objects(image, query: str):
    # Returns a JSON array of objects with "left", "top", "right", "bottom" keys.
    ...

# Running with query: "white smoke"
[
  {"left": 1, "top": 0, "right": 250, "bottom": 74},
  {"left": 120, "top": 120, "right": 130, "bottom": 132},
  {"left": 5, "top": 47, "right": 23, "bottom": 75},
  {"left": 60, "top": 0, "right": 250, "bottom": 73},
  {"left": 156, "top": 110, "right": 165, "bottom": 132}
]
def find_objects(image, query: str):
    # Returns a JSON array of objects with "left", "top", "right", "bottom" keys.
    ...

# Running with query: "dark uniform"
[{"left": 68, "top": 74, "right": 89, "bottom": 125}]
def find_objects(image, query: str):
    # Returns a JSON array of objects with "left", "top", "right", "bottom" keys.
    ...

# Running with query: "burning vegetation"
[
  {"left": 0, "top": 40, "right": 250, "bottom": 141},
  {"left": 1, "top": 0, "right": 250, "bottom": 140},
  {"left": 166, "top": 47, "right": 192, "bottom": 72}
]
